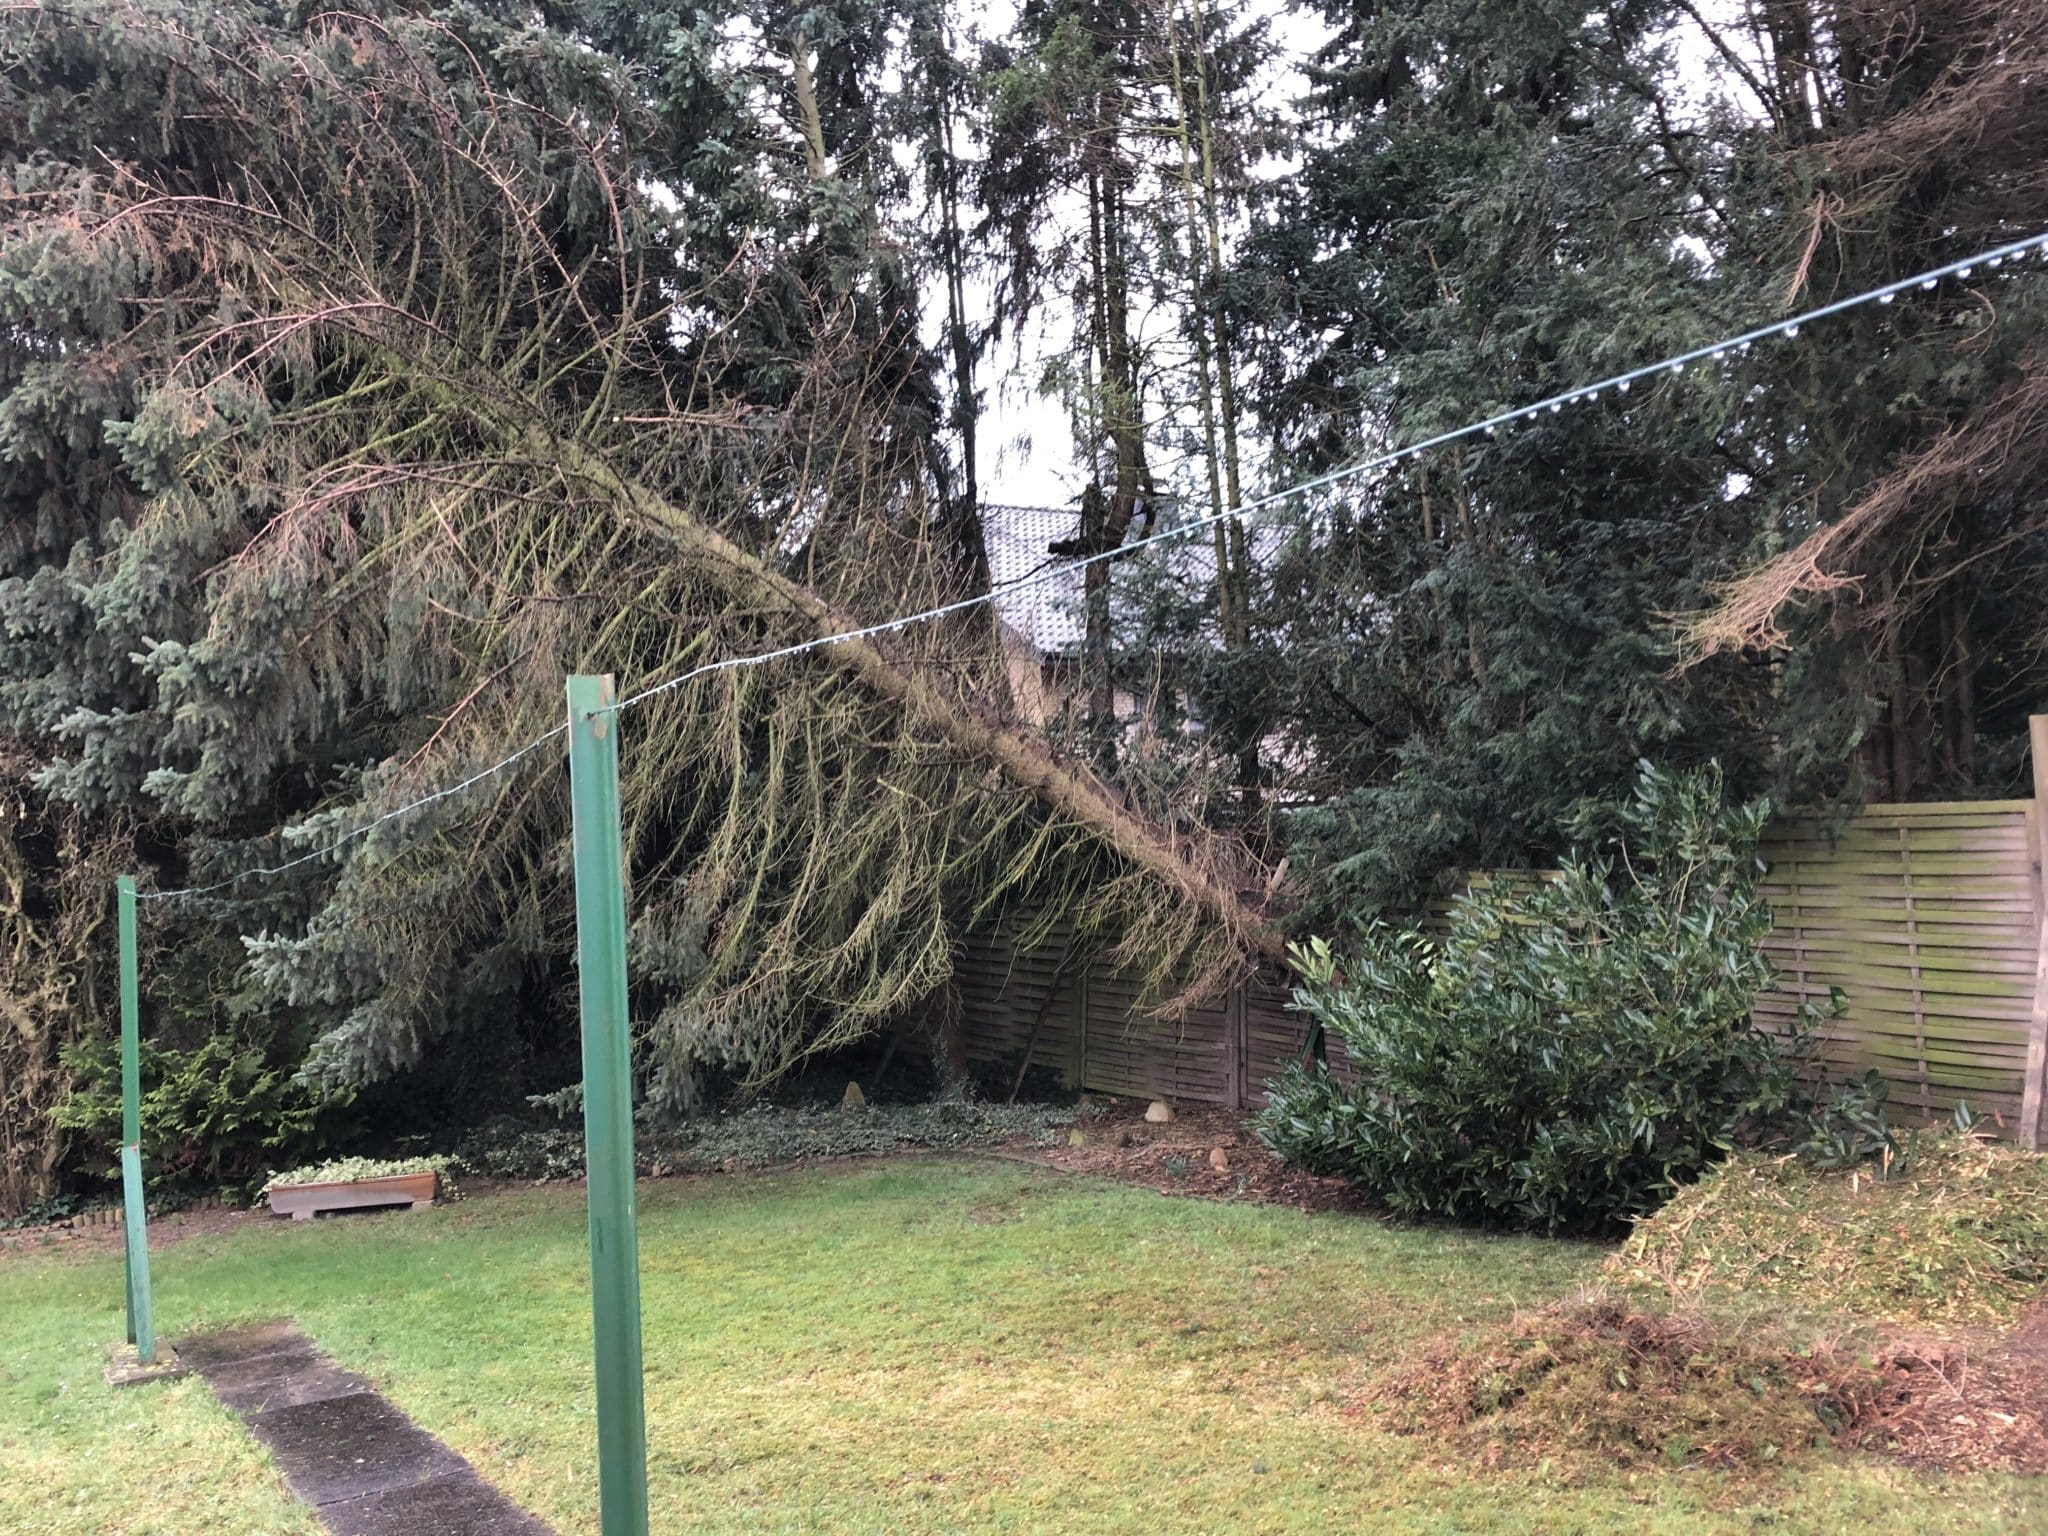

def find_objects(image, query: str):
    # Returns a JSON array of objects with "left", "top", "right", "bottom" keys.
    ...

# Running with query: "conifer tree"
[
  {"left": 1236, "top": 0, "right": 1761, "bottom": 917},
  {"left": 0, "top": 1, "right": 1275, "bottom": 1198},
  {"left": 1677, "top": 0, "right": 2048, "bottom": 802}
]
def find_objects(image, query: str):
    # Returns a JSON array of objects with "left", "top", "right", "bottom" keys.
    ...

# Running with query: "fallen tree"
[{"left": 0, "top": 1, "right": 1278, "bottom": 1136}]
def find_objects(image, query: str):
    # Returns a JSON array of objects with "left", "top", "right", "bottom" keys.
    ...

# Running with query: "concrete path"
[{"left": 181, "top": 1321, "right": 552, "bottom": 1536}]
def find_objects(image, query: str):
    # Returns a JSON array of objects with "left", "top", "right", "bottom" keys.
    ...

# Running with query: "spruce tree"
[
  {"left": 0, "top": 1, "right": 1276, "bottom": 1200},
  {"left": 1236, "top": 0, "right": 1764, "bottom": 919}
]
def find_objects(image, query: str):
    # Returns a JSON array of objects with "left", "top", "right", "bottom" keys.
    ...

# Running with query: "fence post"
[
  {"left": 117, "top": 875, "right": 155, "bottom": 1363},
  {"left": 1227, "top": 981, "right": 1247, "bottom": 1109},
  {"left": 2021, "top": 715, "right": 2048, "bottom": 1150},
  {"left": 565, "top": 674, "right": 650, "bottom": 1536}
]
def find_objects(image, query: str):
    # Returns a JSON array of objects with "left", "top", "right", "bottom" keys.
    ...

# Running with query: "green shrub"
[
  {"left": 54, "top": 1031, "right": 337, "bottom": 1196},
  {"left": 1789, "top": 1070, "right": 1900, "bottom": 1172},
  {"left": 653, "top": 1099, "right": 1076, "bottom": 1170},
  {"left": 1257, "top": 763, "right": 1833, "bottom": 1233},
  {"left": 454, "top": 1099, "right": 1075, "bottom": 1181}
]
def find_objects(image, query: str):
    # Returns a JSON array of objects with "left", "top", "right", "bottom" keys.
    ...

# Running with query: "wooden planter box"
[{"left": 265, "top": 1171, "right": 438, "bottom": 1222}]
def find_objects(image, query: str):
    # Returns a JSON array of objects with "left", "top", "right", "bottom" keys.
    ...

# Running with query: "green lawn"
[{"left": 2, "top": 1156, "right": 2040, "bottom": 1534}]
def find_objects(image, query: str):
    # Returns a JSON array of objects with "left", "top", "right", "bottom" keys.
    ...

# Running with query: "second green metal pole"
[
  {"left": 565, "top": 675, "right": 650, "bottom": 1536},
  {"left": 117, "top": 875, "right": 155, "bottom": 1364}
]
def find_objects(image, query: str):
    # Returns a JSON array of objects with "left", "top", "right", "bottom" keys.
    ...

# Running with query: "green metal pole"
[
  {"left": 565, "top": 675, "right": 649, "bottom": 1536},
  {"left": 120, "top": 1145, "right": 153, "bottom": 1362},
  {"left": 117, "top": 876, "right": 155, "bottom": 1364}
]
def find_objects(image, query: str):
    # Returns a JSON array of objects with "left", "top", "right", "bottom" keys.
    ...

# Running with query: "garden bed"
[
  {"left": 260, "top": 1157, "right": 450, "bottom": 1222},
  {"left": 263, "top": 1170, "right": 438, "bottom": 1221},
  {"left": 1016, "top": 1099, "right": 1381, "bottom": 1215}
]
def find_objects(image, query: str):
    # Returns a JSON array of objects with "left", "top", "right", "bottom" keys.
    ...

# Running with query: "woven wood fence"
[
  {"left": 957, "top": 724, "right": 2048, "bottom": 1148},
  {"left": 953, "top": 926, "right": 1254, "bottom": 1108},
  {"left": 1757, "top": 796, "right": 2047, "bottom": 1142}
]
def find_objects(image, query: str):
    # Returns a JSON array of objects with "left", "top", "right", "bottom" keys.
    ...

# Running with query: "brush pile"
[
  {"left": 1614, "top": 1133, "right": 2048, "bottom": 1327},
  {"left": 1371, "top": 1293, "right": 2048, "bottom": 1476}
]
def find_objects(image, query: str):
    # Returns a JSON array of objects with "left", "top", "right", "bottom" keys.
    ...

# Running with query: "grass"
[{"left": 3, "top": 1155, "right": 2043, "bottom": 1534}]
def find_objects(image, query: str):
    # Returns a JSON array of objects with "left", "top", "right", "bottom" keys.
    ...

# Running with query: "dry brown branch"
[
  {"left": 1823, "top": 1, "right": 2048, "bottom": 220},
  {"left": 1678, "top": 369, "right": 2048, "bottom": 660}
]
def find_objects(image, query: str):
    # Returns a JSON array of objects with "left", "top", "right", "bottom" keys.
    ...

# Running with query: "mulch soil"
[
  {"left": 1373, "top": 1293, "right": 2048, "bottom": 1478},
  {"left": 1853, "top": 1299, "right": 2048, "bottom": 1474},
  {"left": 1001, "top": 1097, "right": 1383, "bottom": 1216},
  {"left": 1, "top": 1199, "right": 264, "bottom": 1257}
]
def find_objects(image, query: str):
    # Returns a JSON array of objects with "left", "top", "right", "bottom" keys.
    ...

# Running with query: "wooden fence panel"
[
  {"left": 1243, "top": 969, "right": 1307, "bottom": 1102},
  {"left": 955, "top": 762, "right": 2048, "bottom": 1149},
  {"left": 956, "top": 912, "right": 1239, "bottom": 1106},
  {"left": 954, "top": 914, "right": 1087, "bottom": 1092},
  {"left": 1078, "top": 953, "right": 1234, "bottom": 1105},
  {"left": 1757, "top": 800, "right": 2043, "bottom": 1134}
]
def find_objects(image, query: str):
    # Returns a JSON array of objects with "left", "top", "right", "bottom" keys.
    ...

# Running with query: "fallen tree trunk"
[{"left": 565, "top": 444, "right": 1288, "bottom": 967}]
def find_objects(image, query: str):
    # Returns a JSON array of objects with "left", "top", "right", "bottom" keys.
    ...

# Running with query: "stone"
[
  {"left": 104, "top": 1341, "right": 189, "bottom": 1389},
  {"left": 841, "top": 1079, "right": 866, "bottom": 1108},
  {"left": 1209, "top": 1148, "right": 1230, "bottom": 1172},
  {"left": 1144, "top": 1100, "right": 1174, "bottom": 1124}
]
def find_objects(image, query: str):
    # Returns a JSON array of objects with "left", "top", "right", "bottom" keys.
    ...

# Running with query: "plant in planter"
[{"left": 261, "top": 1155, "right": 452, "bottom": 1221}]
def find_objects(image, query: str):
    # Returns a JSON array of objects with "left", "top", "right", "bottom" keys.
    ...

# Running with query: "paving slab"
[
  {"left": 176, "top": 1319, "right": 309, "bottom": 1370},
  {"left": 200, "top": 1343, "right": 371, "bottom": 1413},
  {"left": 181, "top": 1321, "right": 554, "bottom": 1535},
  {"left": 246, "top": 1391, "right": 468, "bottom": 1505},
  {"left": 320, "top": 1470, "right": 555, "bottom": 1536}
]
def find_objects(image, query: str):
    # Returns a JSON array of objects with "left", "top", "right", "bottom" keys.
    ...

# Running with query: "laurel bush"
[{"left": 1258, "top": 764, "right": 1834, "bottom": 1233}]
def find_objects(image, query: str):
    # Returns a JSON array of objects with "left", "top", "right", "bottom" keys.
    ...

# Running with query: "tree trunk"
[
  {"left": 561, "top": 441, "right": 1286, "bottom": 964},
  {"left": 930, "top": 33, "right": 985, "bottom": 593}
]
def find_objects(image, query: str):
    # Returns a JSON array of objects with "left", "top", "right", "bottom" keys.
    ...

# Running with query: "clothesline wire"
[{"left": 136, "top": 227, "right": 2048, "bottom": 903}]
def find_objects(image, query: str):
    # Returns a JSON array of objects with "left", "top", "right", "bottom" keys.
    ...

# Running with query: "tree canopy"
[{"left": 2, "top": 0, "right": 2041, "bottom": 1205}]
